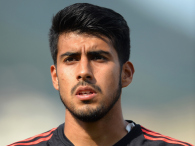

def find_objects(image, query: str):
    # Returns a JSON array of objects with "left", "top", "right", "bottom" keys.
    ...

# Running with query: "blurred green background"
[{"left": 0, "top": 0, "right": 194, "bottom": 145}]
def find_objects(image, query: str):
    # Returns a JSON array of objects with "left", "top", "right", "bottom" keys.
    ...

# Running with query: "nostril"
[{"left": 77, "top": 75, "right": 92, "bottom": 80}]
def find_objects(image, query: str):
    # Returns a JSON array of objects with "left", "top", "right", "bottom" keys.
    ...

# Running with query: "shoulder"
[
  {"left": 140, "top": 125, "right": 193, "bottom": 146},
  {"left": 7, "top": 127, "right": 57, "bottom": 146},
  {"left": 122, "top": 120, "right": 193, "bottom": 146}
]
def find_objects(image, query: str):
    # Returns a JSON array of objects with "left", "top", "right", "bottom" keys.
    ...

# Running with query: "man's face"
[{"left": 51, "top": 32, "right": 122, "bottom": 122}]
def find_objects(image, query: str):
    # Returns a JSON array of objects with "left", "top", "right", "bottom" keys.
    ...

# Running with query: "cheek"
[
  {"left": 58, "top": 65, "right": 75, "bottom": 81},
  {"left": 96, "top": 65, "right": 120, "bottom": 91},
  {"left": 57, "top": 69, "right": 73, "bottom": 93},
  {"left": 108, "top": 72, "right": 120, "bottom": 88}
]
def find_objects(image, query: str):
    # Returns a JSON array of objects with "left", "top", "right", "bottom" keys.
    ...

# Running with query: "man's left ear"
[{"left": 121, "top": 61, "right": 135, "bottom": 88}]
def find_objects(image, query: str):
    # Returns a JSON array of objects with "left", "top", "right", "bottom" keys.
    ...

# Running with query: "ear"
[
  {"left": 50, "top": 65, "right": 59, "bottom": 90},
  {"left": 121, "top": 61, "right": 135, "bottom": 88}
]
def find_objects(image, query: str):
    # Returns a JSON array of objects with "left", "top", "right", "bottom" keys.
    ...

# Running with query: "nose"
[{"left": 76, "top": 56, "right": 93, "bottom": 81}]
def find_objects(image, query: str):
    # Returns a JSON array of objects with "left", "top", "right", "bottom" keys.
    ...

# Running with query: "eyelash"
[
  {"left": 63, "top": 55, "right": 107, "bottom": 63},
  {"left": 91, "top": 55, "right": 107, "bottom": 61},
  {"left": 64, "top": 57, "right": 77, "bottom": 62}
]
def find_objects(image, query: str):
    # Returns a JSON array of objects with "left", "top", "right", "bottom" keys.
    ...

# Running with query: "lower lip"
[{"left": 76, "top": 93, "right": 97, "bottom": 101}]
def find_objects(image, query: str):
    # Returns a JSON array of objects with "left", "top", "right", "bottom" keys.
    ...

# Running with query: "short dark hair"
[{"left": 49, "top": 3, "right": 130, "bottom": 66}]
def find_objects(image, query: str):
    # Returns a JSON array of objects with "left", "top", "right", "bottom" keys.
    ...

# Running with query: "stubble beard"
[{"left": 59, "top": 80, "right": 122, "bottom": 123}]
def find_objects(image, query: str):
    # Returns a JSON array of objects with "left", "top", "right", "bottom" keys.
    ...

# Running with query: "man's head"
[
  {"left": 49, "top": 3, "right": 130, "bottom": 66},
  {"left": 49, "top": 3, "right": 134, "bottom": 122}
]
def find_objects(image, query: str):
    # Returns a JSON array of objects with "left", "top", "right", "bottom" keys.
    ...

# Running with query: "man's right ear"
[{"left": 50, "top": 65, "right": 59, "bottom": 90}]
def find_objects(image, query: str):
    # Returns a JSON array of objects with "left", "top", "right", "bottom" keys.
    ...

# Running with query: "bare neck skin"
[{"left": 64, "top": 98, "right": 128, "bottom": 146}]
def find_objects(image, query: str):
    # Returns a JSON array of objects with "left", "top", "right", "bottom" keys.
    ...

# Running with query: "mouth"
[
  {"left": 75, "top": 87, "right": 97, "bottom": 101},
  {"left": 78, "top": 90, "right": 95, "bottom": 95}
]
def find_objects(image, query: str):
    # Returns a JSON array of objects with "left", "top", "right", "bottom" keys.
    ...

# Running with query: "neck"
[{"left": 64, "top": 98, "right": 128, "bottom": 146}]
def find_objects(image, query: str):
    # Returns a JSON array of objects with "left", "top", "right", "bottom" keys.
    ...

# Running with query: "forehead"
[{"left": 57, "top": 32, "right": 115, "bottom": 52}]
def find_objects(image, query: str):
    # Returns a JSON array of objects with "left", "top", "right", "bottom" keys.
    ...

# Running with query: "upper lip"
[{"left": 75, "top": 86, "right": 97, "bottom": 95}]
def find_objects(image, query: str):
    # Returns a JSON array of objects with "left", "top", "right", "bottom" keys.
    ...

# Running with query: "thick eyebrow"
[
  {"left": 59, "top": 50, "right": 111, "bottom": 61},
  {"left": 60, "top": 52, "right": 81, "bottom": 59},
  {"left": 60, "top": 50, "right": 110, "bottom": 57},
  {"left": 87, "top": 50, "right": 111, "bottom": 56}
]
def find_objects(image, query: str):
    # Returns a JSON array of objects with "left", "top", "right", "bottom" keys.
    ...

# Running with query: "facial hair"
[{"left": 59, "top": 79, "right": 122, "bottom": 122}]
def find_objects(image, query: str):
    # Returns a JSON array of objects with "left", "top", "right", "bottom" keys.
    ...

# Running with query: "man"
[{"left": 9, "top": 3, "right": 193, "bottom": 146}]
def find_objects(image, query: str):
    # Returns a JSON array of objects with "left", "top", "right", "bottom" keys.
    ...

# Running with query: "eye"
[
  {"left": 64, "top": 57, "right": 77, "bottom": 63},
  {"left": 91, "top": 55, "right": 107, "bottom": 61}
]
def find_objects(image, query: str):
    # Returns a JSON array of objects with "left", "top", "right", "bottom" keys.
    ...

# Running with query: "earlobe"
[
  {"left": 50, "top": 65, "right": 59, "bottom": 90},
  {"left": 121, "top": 61, "right": 134, "bottom": 88}
]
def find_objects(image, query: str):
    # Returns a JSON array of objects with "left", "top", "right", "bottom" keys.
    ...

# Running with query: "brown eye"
[
  {"left": 64, "top": 57, "right": 76, "bottom": 62},
  {"left": 92, "top": 55, "right": 107, "bottom": 61}
]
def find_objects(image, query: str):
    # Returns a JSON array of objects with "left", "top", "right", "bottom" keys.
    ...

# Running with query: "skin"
[{"left": 50, "top": 32, "right": 134, "bottom": 146}]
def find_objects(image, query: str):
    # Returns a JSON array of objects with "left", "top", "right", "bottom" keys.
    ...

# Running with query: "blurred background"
[{"left": 0, "top": 0, "right": 194, "bottom": 145}]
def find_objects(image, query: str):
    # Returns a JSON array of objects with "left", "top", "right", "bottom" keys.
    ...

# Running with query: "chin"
[{"left": 69, "top": 104, "right": 107, "bottom": 122}]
